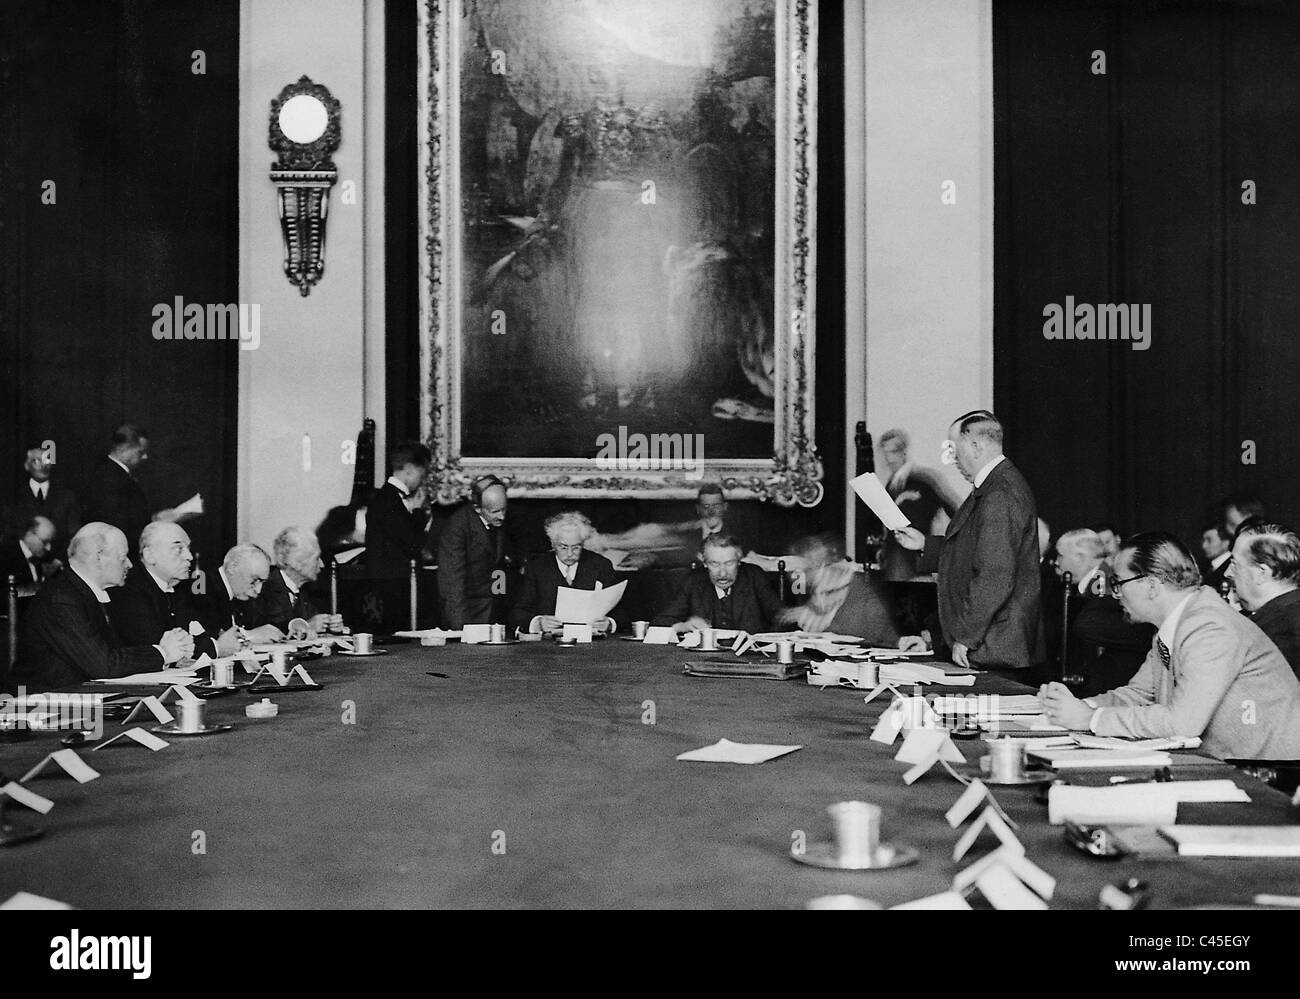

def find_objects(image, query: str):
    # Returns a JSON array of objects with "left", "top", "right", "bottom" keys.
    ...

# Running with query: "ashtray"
[
  {"left": 151, "top": 722, "right": 235, "bottom": 736},
  {"left": 790, "top": 842, "right": 919, "bottom": 871}
]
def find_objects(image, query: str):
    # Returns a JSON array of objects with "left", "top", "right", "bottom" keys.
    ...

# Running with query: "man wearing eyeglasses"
[
  {"left": 1040, "top": 531, "right": 1300, "bottom": 760},
  {"left": 652, "top": 533, "right": 782, "bottom": 635},
  {"left": 8, "top": 523, "right": 193, "bottom": 690},
  {"left": 510, "top": 511, "right": 620, "bottom": 635},
  {"left": 892, "top": 410, "right": 1042, "bottom": 673}
]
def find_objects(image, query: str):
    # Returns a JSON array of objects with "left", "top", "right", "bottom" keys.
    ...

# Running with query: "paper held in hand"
[
  {"left": 849, "top": 472, "right": 910, "bottom": 531},
  {"left": 554, "top": 580, "right": 626, "bottom": 624}
]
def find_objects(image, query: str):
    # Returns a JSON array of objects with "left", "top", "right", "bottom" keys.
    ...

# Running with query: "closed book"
[
  {"left": 682, "top": 659, "right": 806, "bottom": 681},
  {"left": 1158, "top": 826, "right": 1300, "bottom": 857}
]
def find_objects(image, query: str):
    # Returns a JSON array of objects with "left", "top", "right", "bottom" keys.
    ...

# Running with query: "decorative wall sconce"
[{"left": 269, "top": 77, "right": 341, "bottom": 296}]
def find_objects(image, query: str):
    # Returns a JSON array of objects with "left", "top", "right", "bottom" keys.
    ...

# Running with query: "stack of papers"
[
  {"left": 1030, "top": 748, "right": 1173, "bottom": 770},
  {"left": 90, "top": 671, "right": 200, "bottom": 686},
  {"left": 1047, "top": 780, "right": 1250, "bottom": 825},
  {"left": 675, "top": 739, "right": 802, "bottom": 764},
  {"left": 555, "top": 580, "right": 626, "bottom": 623},
  {"left": 1158, "top": 826, "right": 1300, "bottom": 857}
]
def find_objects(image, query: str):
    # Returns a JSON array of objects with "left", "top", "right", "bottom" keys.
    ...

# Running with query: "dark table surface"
[{"left": 2, "top": 641, "right": 1297, "bottom": 909}]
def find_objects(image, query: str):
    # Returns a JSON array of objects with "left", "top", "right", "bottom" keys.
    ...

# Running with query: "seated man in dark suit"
[
  {"left": 12, "top": 442, "right": 80, "bottom": 562},
  {"left": 0, "top": 514, "right": 55, "bottom": 590},
  {"left": 1054, "top": 528, "right": 1154, "bottom": 695},
  {"left": 108, "top": 522, "right": 227, "bottom": 659},
  {"left": 1228, "top": 523, "right": 1300, "bottom": 679},
  {"left": 437, "top": 474, "right": 510, "bottom": 628},
  {"left": 365, "top": 441, "right": 431, "bottom": 628},
  {"left": 8, "top": 522, "right": 192, "bottom": 690},
  {"left": 509, "top": 511, "right": 619, "bottom": 634},
  {"left": 652, "top": 533, "right": 783, "bottom": 635},
  {"left": 199, "top": 544, "right": 282, "bottom": 644},
  {"left": 262, "top": 526, "right": 342, "bottom": 637}
]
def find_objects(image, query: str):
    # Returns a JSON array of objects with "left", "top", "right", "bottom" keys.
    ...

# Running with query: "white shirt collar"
[
  {"left": 1078, "top": 564, "right": 1104, "bottom": 595},
  {"left": 218, "top": 566, "right": 236, "bottom": 600},
  {"left": 108, "top": 455, "right": 132, "bottom": 476},
  {"left": 29, "top": 478, "right": 47, "bottom": 499},
  {"left": 972, "top": 454, "right": 1006, "bottom": 488},
  {"left": 555, "top": 556, "right": 577, "bottom": 582},
  {"left": 146, "top": 568, "right": 175, "bottom": 594},
  {"left": 72, "top": 566, "right": 112, "bottom": 604},
  {"left": 713, "top": 583, "right": 733, "bottom": 600},
  {"left": 1157, "top": 590, "right": 1199, "bottom": 649},
  {"left": 18, "top": 538, "right": 34, "bottom": 561},
  {"left": 386, "top": 475, "right": 410, "bottom": 497},
  {"left": 1210, "top": 551, "right": 1230, "bottom": 570},
  {"left": 280, "top": 567, "right": 299, "bottom": 594},
  {"left": 478, "top": 513, "right": 493, "bottom": 532}
]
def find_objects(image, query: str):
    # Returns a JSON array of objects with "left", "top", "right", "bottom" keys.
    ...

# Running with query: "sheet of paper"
[
  {"left": 895, "top": 728, "right": 964, "bottom": 765},
  {"left": 332, "top": 545, "right": 364, "bottom": 565},
  {"left": 1030, "top": 749, "right": 1172, "bottom": 770},
  {"left": 946, "top": 779, "right": 990, "bottom": 828},
  {"left": 849, "top": 471, "right": 911, "bottom": 531},
  {"left": 554, "top": 579, "right": 626, "bottom": 624},
  {"left": 173, "top": 492, "right": 204, "bottom": 518},
  {"left": 0, "top": 892, "right": 72, "bottom": 910},
  {"left": 395, "top": 628, "right": 461, "bottom": 639},
  {"left": 643, "top": 626, "right": 676, "bottom": 645},
  {"left": 1047, "top": 780, "right": 1250, "bottom": 825},
  {"left": 21, "top": 750, "right": 100, "bottom": 785},
  {"left": 675, "top": 738, "right": 802, "bottom": 765},
  {"left": 0, "top": 781, "right": 54, "bottom": 814},
  {"left": 976, "top": 865, "right": 1049, "bottom": 911},
  {"left": 122, "top": 696, "right": 174, "bottom": 725},
  {"left": 1160, "top": 826, "right": 1300, "bottom": 857},
  {"left": 890, "top": 891, "right": 973, "bottom": 911},
  {"left": 1072, "top": 734, "right": 1202, "bottom": 751},
  {"left": 188, "top": 620, "right": 207, "bottom": 637},
  {"left": 90, "top": 672, "right": 199, "bottom": 686}
]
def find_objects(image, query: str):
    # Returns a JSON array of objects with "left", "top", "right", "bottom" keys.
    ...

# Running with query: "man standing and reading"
[{"left": 893, "top": 410, "right": 1042, "bottom": 673}]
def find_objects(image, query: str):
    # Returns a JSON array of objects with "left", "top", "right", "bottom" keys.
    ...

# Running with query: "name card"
[
  {"left": 0, "top": 782, "right": 55, "bottom": 814},
  {"left": 20, "top": 750, "right": 100, "bottom": 785},
  {"left": 562, "top": 623, "right": 593, "bottom": 644},
  {"left": 461, "top": 624, "right": 491, "bottom": 644},
  {"left": 642, "top": 626, "right": 677, "bottom": 645},
  {"left": 92, "top": 727, "right": 168, "bottom": 752}
]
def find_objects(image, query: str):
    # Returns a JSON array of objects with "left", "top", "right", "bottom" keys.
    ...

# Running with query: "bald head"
[
  {"left": 140, "top": 521, "right": 193, "bottom": 587},
  {"left": 68, "top": 522, "right": 132, "bottom": 589}
]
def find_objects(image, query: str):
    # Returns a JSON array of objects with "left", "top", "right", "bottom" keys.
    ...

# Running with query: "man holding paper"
[
  {"left": 510, "top": 512, "right": 620, "bottom": 634},
  {"left": 1040, "top": 532, "right": 1300, "bottom": 760},
  {"left": 890, "top": 410, "right": 1042, "bottom": 672}
]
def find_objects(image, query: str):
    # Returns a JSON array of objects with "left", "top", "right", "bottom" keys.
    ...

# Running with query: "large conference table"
[{"left": 2, "top": 640, "right": 1298, "bottom": 909}]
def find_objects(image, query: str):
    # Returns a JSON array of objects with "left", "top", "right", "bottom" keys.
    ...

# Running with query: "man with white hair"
[
  {"left": 261, "top": 526, "right": 343, "bottom": 637},
  {"left": 109, "top": 521, "right": 228, "bottom": 658},
  {"left": 199, "top": 543, "right": 283, "bottom": 644},
  {"left": 9, "top": 522, "right": 192, "bottom": 689},
  {"left": 509, "top": 512, "right": 620, "bottom": 634},
  {"left": 1228, "top": 523, "right": 1300, "bottom": 678}
]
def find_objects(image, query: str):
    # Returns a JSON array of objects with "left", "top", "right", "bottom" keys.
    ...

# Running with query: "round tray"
[
  {"left": 478, "top": 639, "right": 520, "bottom": 645},
  {"left": 336, "top": 648, "right": 388, "bottom": 657},
  {"left": 151, "top": 722, "right": 235, "bottom": 736},
  {"left": 790, "top": 842, "right": 919, "bottom": 871}
]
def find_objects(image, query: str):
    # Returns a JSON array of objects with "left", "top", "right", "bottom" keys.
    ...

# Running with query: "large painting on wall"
[{"left": 419, "top": 0, "right": 820, "bottom": 505}]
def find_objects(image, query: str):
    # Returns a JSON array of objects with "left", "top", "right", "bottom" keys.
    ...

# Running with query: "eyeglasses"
[
  {"left": 705, "top": 559, "right": 740, "bottom": 571},
  {"left": 1109, "top": 573, "right": 1147, "bottom": 597}
]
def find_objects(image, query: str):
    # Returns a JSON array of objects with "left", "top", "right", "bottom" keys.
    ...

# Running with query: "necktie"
[
  {"left": 1156, "top": 637, "right": 1171, "bottom": 671},
  {"left": 28, "top": 556, "right": 41, "bottom": 583}
]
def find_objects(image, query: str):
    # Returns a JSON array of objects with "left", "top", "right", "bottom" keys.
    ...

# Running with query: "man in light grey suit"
[{"left": 1041, "top": 531, "right": 1300, "bottom": 761}]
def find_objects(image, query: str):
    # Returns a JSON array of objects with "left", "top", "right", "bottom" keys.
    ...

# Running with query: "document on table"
[
  {"left": 554, "top": 580, "right": 626, "bottom": 624},
  {"left": 1029, "top": 748, "right": 1173, "bottom": 770},
  {"left": 675, "top": 738, "right": 802, "bottom": 765},
  {"left": 90, "top": 671, "right": 199, "bottom": 686},
  {"left": 849, "top": 472, "right": 910, "bottom": 531},
  {"left": 1158, "top": 826, "right": 1300, "bottom": 857},
  {"left": 1047, "top": 780, "right": 1250, "bottom": 825}
]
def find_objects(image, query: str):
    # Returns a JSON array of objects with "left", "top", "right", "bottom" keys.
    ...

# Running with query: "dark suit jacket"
[
  {"left": 9, "top": 568, "right": 163, "bottom": 690},
  {"left": 509, "top": 550, "right": 619, "bottom": 631},
  {"left": 827, "top": 574, "right": 901, "bottom": 646},
  {"left": 651, "top": 563, "right": 783, "bottom": 634},
  {"left": 1250, "top": 588, "right": 1300, "bottom": 680},
  {"left": 11, "top": 480, "right": 81, "bottom": 558},
  {"left": 922, "top": 458, "right": 1042, "bottom": 669},
  {"left": 108, "top": 565, "right": 218, "bottom": 659},
  {"left": 365, "top": 482, "right": 429, "bottom": 579},
  {"left": 81, "top": 457, "right": 150, "bottom": 552},
  {"left": 0, "top": 540, "right": 41, "bottom": 588},
  {"left": 1204, "top": 556, "right": 1231, "bottom": 595},
  {"left": 198, "top": 569, "right": 265, "bottom": 632},
  {"left": 259, "top": 567, "right": 320, "bottom": 632},
  {"left": 437, "top": 503, "right": 506, "bottom": 628}
]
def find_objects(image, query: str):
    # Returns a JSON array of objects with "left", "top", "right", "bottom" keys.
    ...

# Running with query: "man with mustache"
[{"left": 652, "top": 533, "right": 782, "bottom": 635}]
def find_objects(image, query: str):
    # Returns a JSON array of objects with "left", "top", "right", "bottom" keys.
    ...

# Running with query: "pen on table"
[{"left": 425, "top": 672, "right": 448, "bottom": 678}]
